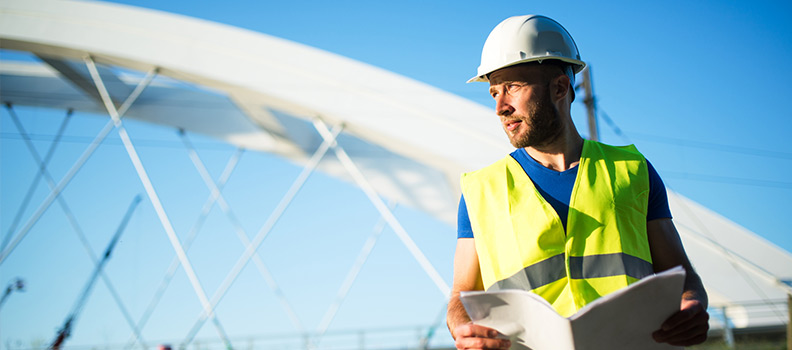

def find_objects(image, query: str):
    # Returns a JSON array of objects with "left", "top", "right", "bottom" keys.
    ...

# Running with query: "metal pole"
[
  {"left": 720, "top": 306, "right": 735, "bottom": 349},
  {"left": 180, "top": 123, "right": 344, "bottom": 348},
  {"left": 313, "top": 118, "right": 451, "bottom": 297},
  {"left": 419, "top": 304, "right": 449, "bottom": 350},
  {"left": 1, "top": 107, "right": 72, "bottom": 253},
  {"left": 787, "top": 293, "right": 791, "bottom": 350},
  {"left": 127, "top": 149, "right": 244, "bottom": 349},
  {"left": 83, "top": 56, "right": 233, "bottom": 349},
  {"left": 6, "top": 106, "right": 148, "bottom": 348},
  {"left": 0, "top": 67, "right": 158, "bottom": 265},
  {"left": 314, "top": 201, "right": 396, "bottom": 346},
  {"left": 49, "top": 196, "right": 142, "bottom": 350},
  {"left": 179, "top": 131, "right": 306, "bottom": 333},
  {"left": 673, "top": 211, "right": 792, "bottom": 296},
  {"left": 358, "top": 330, "right": 365, "bottom": 350},
  {"left": 0, "top": 278, "right": 24, "bottom": 311},
  {"left": 581, "top": 65, "right": 598, "bottom": 142}
]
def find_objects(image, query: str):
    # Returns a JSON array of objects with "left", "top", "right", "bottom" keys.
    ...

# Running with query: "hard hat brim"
[{"left": 467, "top": 57, "right": 586, "bottom": 84}]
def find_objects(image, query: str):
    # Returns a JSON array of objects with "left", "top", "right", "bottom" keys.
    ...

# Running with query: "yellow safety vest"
[{"left": 461, "top": 140, "right": 653, "bottom": 317}]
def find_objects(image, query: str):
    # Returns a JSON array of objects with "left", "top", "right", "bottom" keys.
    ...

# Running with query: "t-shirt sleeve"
[
  {"left": 457, "top": 194, "right": 474, "bottom": 238},
  {"left": 647, "top": 160, "right": 672, "bottom": 221}
]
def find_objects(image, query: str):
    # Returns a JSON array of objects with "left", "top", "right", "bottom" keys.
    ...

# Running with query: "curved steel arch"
[{"left": 2, "top": 0, "right": 791, "bottom": 343}]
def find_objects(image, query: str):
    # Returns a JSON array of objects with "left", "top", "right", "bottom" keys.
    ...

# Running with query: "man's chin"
[
  {"left": 506, "top": 132, "right": 528, "bottom": 148},
  {"left": 509, "top": 138, "right": 530, "bottom": 149},
  {"left": 510, "top": 136, "right": 556, "bottom": 149}
]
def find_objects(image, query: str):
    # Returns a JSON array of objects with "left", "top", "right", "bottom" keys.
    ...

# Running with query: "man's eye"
[{"left": 506, "top": 83, "right": 523, "bottom": 93}]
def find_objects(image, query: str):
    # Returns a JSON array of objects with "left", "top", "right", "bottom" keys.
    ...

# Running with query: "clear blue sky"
[{"left": 1, "top": 0, "right": 791, "bottom": 349}]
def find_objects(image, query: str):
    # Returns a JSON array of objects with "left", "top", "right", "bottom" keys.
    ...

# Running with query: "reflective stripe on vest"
[
  {"left": 461, "top": 140, "right": 652, "bottom": 316},
  {"left": 488, "top": 252, "right": 654, "bottom": 291}
]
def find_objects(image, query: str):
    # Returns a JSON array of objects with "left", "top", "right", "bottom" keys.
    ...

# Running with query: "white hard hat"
[{"left": 468, "top": 15, "right": 586, "bottom": 83}]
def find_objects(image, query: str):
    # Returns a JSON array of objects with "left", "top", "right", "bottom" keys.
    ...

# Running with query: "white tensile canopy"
[{"left": 1, "top": 0, "right": 790, "bottom": 345}]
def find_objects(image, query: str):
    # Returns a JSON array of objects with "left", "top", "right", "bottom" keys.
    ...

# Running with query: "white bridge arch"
[{"left": 1, "top": 0, "right": 790, "bottom": 349}]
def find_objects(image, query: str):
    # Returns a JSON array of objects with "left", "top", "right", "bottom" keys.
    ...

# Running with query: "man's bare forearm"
[
  {"left": 682, "top": 268, "right": 708, "bottom": 307},
  {"left": 446, "top": 292, "right": 471, "bottom": 339}
]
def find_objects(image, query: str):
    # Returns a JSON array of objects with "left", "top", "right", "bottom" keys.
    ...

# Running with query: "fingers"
[
  {"left": 455, "top": 337, "right": 512, "bottom": 350},
  {"left": 661, "top": 299, "right": 703, "bottom": 331},
  {"left": 653, "top": 315, "right": 709, "bottom": 346},
  {"left": 454, "top": 323, "right": 511, "bottom": 350},
  {"left": 653, "top": 300, "right": 710, "bottom": 346}
]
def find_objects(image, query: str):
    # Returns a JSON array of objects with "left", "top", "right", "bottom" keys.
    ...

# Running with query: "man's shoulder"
[
  {"left": 461, "top": 154, "right": 516, "bottom": 179},
  {"left": 586, "top": 140, "right": 645, "bottom": 162}
]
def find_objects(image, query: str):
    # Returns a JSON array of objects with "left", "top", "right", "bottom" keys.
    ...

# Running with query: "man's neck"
[{"left": 524, "top": 134, "right": 585, "bottom": 172}]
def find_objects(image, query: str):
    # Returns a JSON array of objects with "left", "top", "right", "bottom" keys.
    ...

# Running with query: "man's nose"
[{"left": 495, "top": 95, "right": 514, "bottom": 116}]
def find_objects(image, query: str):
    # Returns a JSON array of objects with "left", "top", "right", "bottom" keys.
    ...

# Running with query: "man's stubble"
[{"left": 506, "top": 84, "right": 563, "bottom": 149}]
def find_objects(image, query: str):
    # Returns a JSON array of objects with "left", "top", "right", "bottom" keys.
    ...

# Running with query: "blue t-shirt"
[{"left": 457, "top": 148, "right": 672, "bottom": 238}]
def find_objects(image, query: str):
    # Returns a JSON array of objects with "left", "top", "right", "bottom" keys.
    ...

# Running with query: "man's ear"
[{"left": 552, "top": 73, "right": 571, "bottom": 103}]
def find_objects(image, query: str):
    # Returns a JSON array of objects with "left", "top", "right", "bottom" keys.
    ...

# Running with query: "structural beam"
[
  {"left": 313, "top": 118, "right": 451, "bottom": 297},
  {"left": 673, "top": 196, "right": 792, "bottom": 296},
  {"left": 84, "top": 56, "right": 233, "bottom": 349},
  {"left": 180, "top": 130, "right": 306, "bottom": 333},
  {"left": 128, "top": 148, "right": 244, "bottom": 349},
  {"left": 1, "top": 107, "right": 72, "bottom": 253},
  {"left": 0, "top": 65, "right": 158, "bottom": 265},
  {"left": 6, "top": 105, "right": 148, "bottom": 349},
  {"left": 313, "top": 201, "right": 396, "bottom": 346},
  {"left": 180, "top": 122, "right": 344, "bottom": 348},
  {"left": 38, "top": 56, "right": 129, "bottom": 107},
  {"left": 49, "top": 196, "right": 142, "bottom": 350},
  {"left": 580, "top": 65, "right": 598, "bottom": 141},
  {"left": 787, "top": 294, "right": 791, "bottom": 350}
]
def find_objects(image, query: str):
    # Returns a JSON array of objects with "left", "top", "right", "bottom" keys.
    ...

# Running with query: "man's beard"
[{"left": 506, "top": 87, "right": 562, "bottom": 149}]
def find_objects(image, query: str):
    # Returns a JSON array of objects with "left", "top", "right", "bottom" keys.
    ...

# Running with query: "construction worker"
[{"left": 446, "top": 15, "right": 709, "bottom": 349}]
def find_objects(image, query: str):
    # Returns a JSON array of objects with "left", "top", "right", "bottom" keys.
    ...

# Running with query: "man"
[{"left": 446, "top": 15, "right": 709, "bottom": 349}]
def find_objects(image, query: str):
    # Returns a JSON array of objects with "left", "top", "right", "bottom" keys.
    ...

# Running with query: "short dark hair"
[
  {"left": 525, "top": 60, "right": 572, "bottom": 84},
  {"left": 517, "top": 60, "right": 576, "bottom": 101}
]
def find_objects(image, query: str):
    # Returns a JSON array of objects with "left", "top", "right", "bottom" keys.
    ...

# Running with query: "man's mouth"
[{"left": 504, "top": 120, "right": 521, "bottom": 132}]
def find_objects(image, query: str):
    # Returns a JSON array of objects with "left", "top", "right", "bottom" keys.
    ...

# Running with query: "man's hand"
[
  {"left": 647, "top": 219, "right": 709, "bottom": 346},
  {"left": 449, "top": 239, "right": 511, "bottom": 349},
  {"left": 453, "top": 323, "right": 511, "bottom": 350},
  {"left": 652, "top": 298, "right": 709, "bottom": 346}
]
